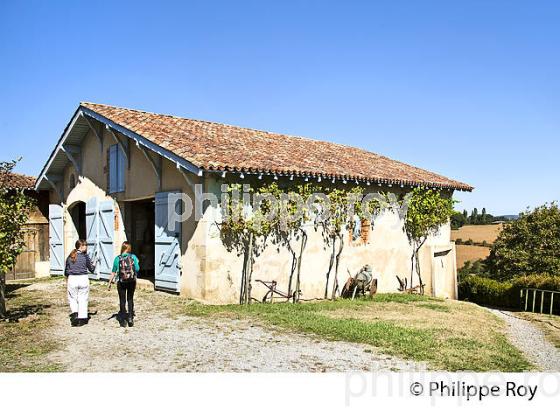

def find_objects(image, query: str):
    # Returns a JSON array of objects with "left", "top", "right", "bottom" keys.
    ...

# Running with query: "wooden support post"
[
  {"left": 540, "top": 290, "right": 545, "bottom": 314},
  {"left": 532, "top": 289, "right": 536, "bottom": 312},
  {"left": 551, "top": 293, "right": 555, "bottom": 316},
  {"left": 525, "top": 289, "right": 528, "bottom": 311}
]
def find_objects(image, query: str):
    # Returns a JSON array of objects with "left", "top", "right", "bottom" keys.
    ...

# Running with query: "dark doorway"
[
  {"left": 125, "top": 199, "right": 155, "bottom": 282},
  {"left": 69, "top": 201, "right": 86, "bottom": 240}
]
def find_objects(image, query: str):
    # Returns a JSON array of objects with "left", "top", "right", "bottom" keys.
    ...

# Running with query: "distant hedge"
[{"left": 459, "top": 274, "right": 560, "bottom": 310}]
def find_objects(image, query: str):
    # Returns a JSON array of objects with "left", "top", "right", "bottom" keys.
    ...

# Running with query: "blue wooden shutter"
[
  {"left": 155, "top": 191, "right": 182, "bottom": 292},
  {"left": 117, "top": 146, "right": 125, "bottom": 192},
  {"left": 48, "top": 204, "right": 64, "bottom": 275},
  {"left": 109, "top": 144, "right": 118, "bottom": 193},
  {"left": 98, "top": 200, "right": 115, "bottom": 280},
  {"left": 85, "top": 197, "right": 100, "bottom": 279}
]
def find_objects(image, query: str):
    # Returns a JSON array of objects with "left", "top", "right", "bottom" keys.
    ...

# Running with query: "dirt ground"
[{"left": 3, "top": 279, "right": 424, "bottom": 372}]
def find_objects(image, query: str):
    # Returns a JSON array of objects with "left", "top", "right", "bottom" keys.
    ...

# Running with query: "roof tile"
[{"left": 81, "top": 102, "right": 472, "bottom": 191}]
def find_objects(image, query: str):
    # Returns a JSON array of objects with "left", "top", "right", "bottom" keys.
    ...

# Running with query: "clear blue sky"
[{"left": 1, "top": 1, "right": 559, "bottom": 215}]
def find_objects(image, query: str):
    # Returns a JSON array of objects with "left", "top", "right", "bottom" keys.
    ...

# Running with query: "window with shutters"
[{"left": 108, "top": 144, "right": 125, "bottom": 193}]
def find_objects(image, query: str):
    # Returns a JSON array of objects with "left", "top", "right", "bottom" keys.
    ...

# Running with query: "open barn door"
[
  {"left": 98, "top": 200, "right": 115, "bottom": 281},
  {"left": 85, "top": 198, "right": 100, "bottom": 279},
  {"left": 49, "top": 204, "right": 64, "bottom": 275},
  {"left": 155, "top": 191, "right": 182, "bottom": 292}
]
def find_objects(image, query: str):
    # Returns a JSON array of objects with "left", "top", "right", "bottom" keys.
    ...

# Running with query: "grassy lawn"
[
  {"left": 0, "top": 278, "right": 62, "bottom": 372},
  {"left": 515, "top": 312, "right": 560, "bottom": 349},
  {"left": 179, "top": 293, "right": 532, "bottom": 372}
]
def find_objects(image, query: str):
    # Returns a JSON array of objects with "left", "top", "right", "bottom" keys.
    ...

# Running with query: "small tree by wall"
[
  {"left": 309, "top": 185, "right": 367, "bottom": 300},
  {"left": 219, "top": 183, "right": 275, "bottom": 304},
  {"left": 404, "top": 187, "right": 454, "bottom": 291},
  {"left": 0, "top": 160, "right": 35, "bottom": 318}
]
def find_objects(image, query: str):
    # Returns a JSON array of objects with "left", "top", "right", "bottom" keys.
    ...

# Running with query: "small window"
[{"left": 108, "top": 144, "right": 125, "bottom": 193}]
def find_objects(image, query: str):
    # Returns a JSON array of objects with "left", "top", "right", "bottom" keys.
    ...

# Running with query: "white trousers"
[{"left": 67, "top": 275, "right": 90, "bottom": 319}]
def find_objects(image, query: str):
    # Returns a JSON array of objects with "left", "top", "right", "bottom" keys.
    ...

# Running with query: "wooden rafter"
[
  {"left": 61, "top": 145, "right": 81, "bottom": 174},
  {"left": 138, "top": 142, "right": 162, "bottom": 191}
]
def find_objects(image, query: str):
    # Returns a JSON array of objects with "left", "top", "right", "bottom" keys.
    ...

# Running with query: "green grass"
[
  {"left": 180, "top": 294, "right": 532, "bottom": 372},
  {"left": 0, "top": 281, "right": 62, "bottom": 372}
]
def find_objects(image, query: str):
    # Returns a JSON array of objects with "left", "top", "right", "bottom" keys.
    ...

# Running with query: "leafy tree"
[
  {"left": 451, "top": 211, "right": 467, "bottom": 229},
  {"left": 219, "top": 183, "right": 276, "bottom": 304},
  {"left": 470, "top": 208, "right": 478, "bottom": 225},
  {"left": 310, "top": 185, "right": 366, "bottom": 299},
  {"left": 263, "top": 182, "right": 313, "bottom": 301},
  {"left": 404, "top": 188, "right": 455, "bottom": 290},
  {"left": 463, "top": 209, "right": 468, "bottom": 220},
  {"left": 486, "top": 203, "right": 560, "bottom": 280},
  {"left": 0, "top": 160, "right": 35, "bottom": 318}
]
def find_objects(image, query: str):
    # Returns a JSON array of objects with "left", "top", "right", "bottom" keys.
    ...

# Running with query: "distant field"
[
  {"left": 451, "top": 224, "right": 503, "bottom": 244},
  {"left": 455, "top": 245, "right": 491, "bottom": 268},
  {"left": 452, "top": 224, "right": 502, "bottom": 268}
]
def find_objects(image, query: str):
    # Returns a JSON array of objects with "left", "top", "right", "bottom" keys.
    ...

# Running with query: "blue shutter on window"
[
  {"left": 117, "top": 145, "right": 125, "bottom": 192},
  {"left": 109, "top": 144, "right": 118, "bottom": 193}
]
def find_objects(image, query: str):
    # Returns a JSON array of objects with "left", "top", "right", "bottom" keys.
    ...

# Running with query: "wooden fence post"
[{"left": 551, "top": 293, "right": 555, "bottom": 316}]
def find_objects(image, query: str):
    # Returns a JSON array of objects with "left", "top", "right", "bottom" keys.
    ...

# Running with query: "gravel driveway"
[
  {"left": 487, "top": 308, "right": 560, "bottom": 371},
  {"left": 31, "top": 280, "right": 425, "bottom": 372}
]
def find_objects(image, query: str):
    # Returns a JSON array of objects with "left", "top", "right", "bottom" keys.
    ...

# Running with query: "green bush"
[
  {"left": 459, "top": 275, "right": 518, "bottom": 308},
  {"left": 455, "top": 238, "right": 463, "bottom": 245},
  {"left": 465, "top": 239, "right": 474, "bottom": 245},
  {"left": 458, "top": 274, "right": 560, "bottom": 309}
]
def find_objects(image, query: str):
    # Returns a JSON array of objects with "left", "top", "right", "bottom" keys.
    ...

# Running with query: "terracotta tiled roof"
[
  {"left": 0, "top": 172, "right": 36, "bottom": 189},
  {"left": 81, "top": 102, "right": 473, "bottom": 191}
]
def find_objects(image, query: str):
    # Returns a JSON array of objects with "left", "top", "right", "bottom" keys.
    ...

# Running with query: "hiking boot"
[
  {"left": 119, "top": 318, "right": 127, "bottom": 328},
  {"left": 127, "top": 318, "right": 134, "bottom": 327},
  {"left": 76, "top": 318, "right": 87, "bottom": 327},
  {"left": 70, "top": 312, "right": 78, "bottom": 327}
]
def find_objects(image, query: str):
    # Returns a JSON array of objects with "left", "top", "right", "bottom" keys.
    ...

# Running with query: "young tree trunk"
[
  {"left": 287, "top": 244, "right": 297, "bottom": 298},
  {"left": 239, "top": 246, "right": 249, "bottom": 304},
  {"left": 245, "top": 232, "right": 255, "bottom": 304},
  {"left": 0, "top": 271, "right": 6, "bottom": 318},
  {"left": 294, "top": 230, "right": 307, "bottom": 303},
  {"left": 324, "top": 236, "right": 336, "bottom": 299},
  {"left": 415, "top": 238, "right": 427, "bottom": 291},
  {"left": 331, "top": 233, "right": 344, "bottom": 300},
  {"left": 410, "top": 252, "right": 415, "bottom": 289}
]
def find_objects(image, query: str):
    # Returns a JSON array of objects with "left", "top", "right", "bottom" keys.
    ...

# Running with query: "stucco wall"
[{"left": 195, "top": 175, "right": 458, "bottom": 304}]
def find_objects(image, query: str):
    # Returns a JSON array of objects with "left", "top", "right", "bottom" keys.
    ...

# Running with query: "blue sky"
[{"left": 1, "top": 0, "right": 559, "bottom": 215}]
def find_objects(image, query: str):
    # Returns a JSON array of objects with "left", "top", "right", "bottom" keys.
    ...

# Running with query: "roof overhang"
[{"left": 35, "top": 106, "right": 202, "bottom": 191}]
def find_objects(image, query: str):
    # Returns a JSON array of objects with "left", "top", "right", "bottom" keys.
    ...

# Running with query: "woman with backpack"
[
  {"left": 65, "top": 239, "right": 96, "bottom": 327},
  {"left": 108, "top": 241, "right": 140, "bottom": 327}
]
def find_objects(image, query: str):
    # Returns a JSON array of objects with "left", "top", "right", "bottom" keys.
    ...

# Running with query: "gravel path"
[
  {"left": 487, "top": 307, "right": 560, "bottom": 371},
  {"left": 31, "top": 280, "right": 425, "bottom": 372}
]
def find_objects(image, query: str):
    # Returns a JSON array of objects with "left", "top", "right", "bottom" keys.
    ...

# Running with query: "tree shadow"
[
  {"left": 3, "top": 303, "right": 51, "bottom": 322},
  {"left": 5, "top": 283, "right": 31, "bottom": 295}
]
